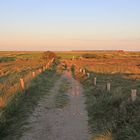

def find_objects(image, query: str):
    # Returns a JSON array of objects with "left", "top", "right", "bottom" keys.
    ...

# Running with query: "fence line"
[
  {"left": 0, "top": 59, "right": 55, "bottom": 108},
  {"left": 72, "top": 63, "right": 138, "bottom": 102}
]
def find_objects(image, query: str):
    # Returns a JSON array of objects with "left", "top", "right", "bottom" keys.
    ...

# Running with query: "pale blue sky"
[{"left": 0, "top": 0, "right": 140, "bottom": 51}]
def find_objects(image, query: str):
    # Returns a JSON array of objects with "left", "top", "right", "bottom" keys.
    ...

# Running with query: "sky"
[{"left": 0, "top": 0, "right": 140, "bottom": 51}]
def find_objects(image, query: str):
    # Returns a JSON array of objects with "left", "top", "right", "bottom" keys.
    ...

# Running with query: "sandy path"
[{"left": 20, "top": 71, "right": 91, "bottom": 140}]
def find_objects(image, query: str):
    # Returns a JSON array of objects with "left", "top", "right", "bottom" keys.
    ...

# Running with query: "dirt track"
[{"left": 20, "top": 71, "right": 91, "bottom": 140}]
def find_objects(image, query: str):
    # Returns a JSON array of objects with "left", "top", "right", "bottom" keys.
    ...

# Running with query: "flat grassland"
[
  {"left": 0, "top": 51, "right": 140, "bottom": 140},
  {"left": 58, "top": 50, "right": 140, "bottom": 140},
  {"left": 0, "top": 51, "right": 49, "bottom": 108},
  {"left": 1, "top": 50, "right": 140, "bottom": 107},
  {"left": 59, "top": 51, "right": 140, "bottom": 79}
]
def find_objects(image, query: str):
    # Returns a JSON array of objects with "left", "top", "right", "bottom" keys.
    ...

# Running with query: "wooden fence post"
[
  {"left": 43, "top": 66, "right": 46, "bottom": 71},
  {"left": 39, "top": 68, "right": 42, "bottom": 73},
  {"left": 72, "top": 56, "right": 75, "bottom": 60},
  {"left": 107, "top": 82, "right": 111, "bottom": 92},
  {"left": 20, "top": 78, "right": 25, "bottom": 90},
  {"left": 94, "top": 77, "right": 97, "bottom": 86},
  {"left": 83, "top": 69, "right": 86, "bottom": 75},
  {"left": 131, "top": 89, "right": 137, "bottom": 102},
  {"left": 32, "top": 71, "right": 35, "bottom": 77},
  {"left": 87, "top": 73, "right": 90, "bottom": 78}
]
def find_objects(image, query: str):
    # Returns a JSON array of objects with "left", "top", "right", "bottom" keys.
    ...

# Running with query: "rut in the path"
[{"left": 20, "top": 71, "right": 91, "bottom": 140}]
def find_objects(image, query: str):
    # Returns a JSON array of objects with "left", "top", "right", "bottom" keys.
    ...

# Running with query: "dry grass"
[
  {"left": 0, "top": 68, "right": 58, "bottom": 140},
  {"left": 0, "top": 71, "right": 37, "bottom": 108},
  {"left": 93, "top": 131, "right": 112, "bottom": 140},
  {"left": 0, "top": 52, "right": 54, "bottom": 108},
  {"left": 63, "top": 57, "right": 140, "bottom": 79},
  {"left": 52, "top": 51, "right": 140, "bottom": 140},
  {"left": 0, "top": 59, "right": 44, "bottom": 77}
]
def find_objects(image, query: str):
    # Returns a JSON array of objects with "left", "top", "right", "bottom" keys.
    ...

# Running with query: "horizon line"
[{"left": 0, "top": 50, "right": 140, "bottom": 52}]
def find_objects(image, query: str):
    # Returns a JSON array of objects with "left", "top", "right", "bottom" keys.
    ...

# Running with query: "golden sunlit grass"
[
  {"left": 0, "top": 51, "right": 57, "bottom": 139},
  {"left": 0, "top": 51, "right": 55, "bottom": 108},
  {"left": 0, "top": 83, "right": 21, "bottom": 108},
  {"left": 0, "top": 72, "right": 35, "bottom": 108},
  {"left": 59, "top": 51, "right": 140, "bottom": 80},
  {"left": 64, "top": 57, "right": 140, "bottom": 79},
  {"left": 0, "top": 51, "right": 140, "bottom": 139},
  {"left": 0, "top": 59, "right": 44, "bottom": 77},
  {"left": 0, "top": 71, "right": 36, "bottom": 108},
  {"left": 60, "top": 52, "right": 140, "bottom": 140},
  {"left": 0, "top": 68, "right": 59, "bottom": 139},
  {"left": 57, "top": 51, "right": 140, "bottom": 59},
  {"left": 93, "top": 131, "right": 112, "bottom": 140}
]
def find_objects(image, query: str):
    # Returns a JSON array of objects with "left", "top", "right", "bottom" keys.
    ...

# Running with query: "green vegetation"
[
  {"left": 0, "top": 57, "right": 16, "bottom": 63},
  {"left": 55, "top": 79, "right": 70, "bottom": 108},
  {"left": 56, "top": 51, "right": 140, "bottom": 59},
  {"left": 1, "top": 51, "right": 140, "bottom": 140},
  {"left": 82, "top": 53, "right": 99, "bottom": 59},
  {"left": 81, "top": 73, "right": 140, "bottom": 140},
  {"left": 16, "top": 52, "right": 42, "bottom": 59},
  {"left": 0, "top": 68, "right": 59, "bottom": 140},
  {"left": 0, "top": 52, "right": 43, "bottom": 60},
  {"left": 71, "top": 65, "right": 75, "bottom": 78},
  {"left": 57, "top": 52, "right": 81, "bottom": 59}
]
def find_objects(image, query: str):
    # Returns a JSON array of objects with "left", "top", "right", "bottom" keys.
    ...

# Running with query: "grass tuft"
[
  {"left": 82, "top": 73, "right": 140, "bottom": 140},
  {"left": 55, "top": 79, "right": 70, "bottom": 108},
  {"left": 0, "top": 69, "right": 59, "bottom": 140}
]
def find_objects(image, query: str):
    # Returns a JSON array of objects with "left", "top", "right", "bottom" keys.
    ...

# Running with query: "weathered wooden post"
[
  {"left": 94, "top": 77, "right": 97, "bottom": 86},
  {"left": 87, "top": 73, "right": 90, "bottom": 78},
  {"left": 39, "top": 68, "right": 42, "bottom": 73},
  {"left": 83, "top": 69, "right": 86, "bottom": 75},
  {"left": 20, "top": 78, "right": 25, "bottom": 90},
  {"left": 131, "top": 89, "right": 137, "bottom": 101},
  {"left": 72, "top": 56, "right": 75, "bottom": 60},
  {"left": 107, "top": 82, "right": 111, "bottom": 92},
  {"left": 43, "top": 66, "right": 46, "bottom": 71},
  {"left": 32, "top": 71, "right": 35, "bottom": 77}
]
